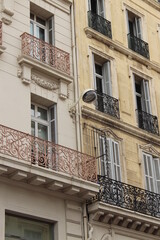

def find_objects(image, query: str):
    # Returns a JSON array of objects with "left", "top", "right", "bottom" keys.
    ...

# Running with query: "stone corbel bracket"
[{"left": 1, "top": 0, "right": 14, "bottom": 25}]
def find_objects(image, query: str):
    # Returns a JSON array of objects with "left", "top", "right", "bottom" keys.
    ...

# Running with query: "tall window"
[
  {"left": 30, "top": 13, "right": 54, "bottom": 45},
  {"left": 99, "top": 137, "right": 121, "bottom": 181},
  {"left": 5, "top": 214, "right": 54, "bottom": 240},
  {"left": 134, "top": 75, "right": 151, "bottom": 114},
  {"left": 126, "top": 10, "right": 142, "bottom": 39},
  {"left": 143, "top": 153, "right": 160, "bottom": 193},
  {"left": 31, "top": 103, "right": 56, "bottom": 143},
  {"left": 88, "top": 0, "right": 105, "bottom": 17}
]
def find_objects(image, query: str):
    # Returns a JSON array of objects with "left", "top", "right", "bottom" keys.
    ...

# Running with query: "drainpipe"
[{"left": 70, "top": 0, "right": 82, "bottom": 152}]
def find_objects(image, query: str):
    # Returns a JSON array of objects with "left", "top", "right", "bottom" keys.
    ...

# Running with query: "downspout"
[{"left": 70, "top": 1, "right": 82, "bottom": 152}]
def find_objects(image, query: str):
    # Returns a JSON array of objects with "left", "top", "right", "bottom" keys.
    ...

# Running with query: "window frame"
[
  {"left": 30, "top": 12, "right": 54, "bottom": 45},
  {"left": 31, "top": 102, "right": 57, "bottom": 143}
]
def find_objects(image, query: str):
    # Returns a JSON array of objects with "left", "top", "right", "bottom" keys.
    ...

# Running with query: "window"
[
  {"left": 126, "top": 10, "right": 142, "bottom": 39},
  {"left": 134, "top": 75, "right": 151, "bottom": 114},
  {"left": 30, "top": 13, "right": 54, "bottom": 45},
  {"left": 143, "top": 153, "right": 160, "bottom": 193},
  {"left": 93, "top": 54, "right": 112, "bottom": 111},
  {"left": 99, "top": 137, "right": 121, "bottom": 181},
  {"left": 5, "top": 214, "right": 54, "bottom": 240},
  {"left": 31, "top": 103, "right": 56, "bottom": 143},
  {"left": 88, "top": 0, "right": 105, "bottom": 17}
]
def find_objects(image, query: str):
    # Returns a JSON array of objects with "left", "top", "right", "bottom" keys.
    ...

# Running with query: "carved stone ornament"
[{"left": 31, "top": 74, "right": 59, "bottom": 91}]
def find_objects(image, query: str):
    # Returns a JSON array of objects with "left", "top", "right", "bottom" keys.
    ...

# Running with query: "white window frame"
[
  {"left": 143, "top": 152, "right": 160, "bottom": 193},
  {"left": 30, "top": 13, "right": 54, "bottom": 45},
  {"left": 31, "top": 103, "right": 57, "bottom": 143}
]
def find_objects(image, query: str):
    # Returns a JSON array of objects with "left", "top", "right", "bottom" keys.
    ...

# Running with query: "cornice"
[
  {"left": 82, "top": 105, "right": 160, "bottom": 146},
  {"left": 84, "top": 27, "right": 160, "bottom": 74},
  {"left": 142, "top": 0, "right": 160, "bottom": 11}
]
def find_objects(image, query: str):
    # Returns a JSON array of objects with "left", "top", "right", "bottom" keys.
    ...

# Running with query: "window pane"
[
  {"left": 30, "top": 22, "right": 34, "bottom": 35},
  {"left": 49, "top": 31, "right": 53, "bottom": 45},
  {"left": 36, "top": 26, "right": 45, "bottom": 41},
  {"left": 49, "top": 19, "right": 52, "bottom": 29},
  {"left": 5, "top": 215, "right": 53, "bottom": 240},
  {"left": 31, "top": 104, "right": 35, "bottom": 117},
  {"left": 30, "top": 13, "right": 34, "bottom": 20},
  {"left": 95, "top": 64, "right": 102, "bottom": 75},
  {"left": 31, "top": 121, "right": 35, "bottom": 137},
  {"left": 36, "top": 16, "right": 46, "bottom": 26},
  {"left": 38, "top": 124, "right": 48, "bottom": 140},
  {"left": 37, "top": 107, "right": 47, "bottom": 120},
  {"left": 91, "top": 0, "right": 97, "bottom": 13}
]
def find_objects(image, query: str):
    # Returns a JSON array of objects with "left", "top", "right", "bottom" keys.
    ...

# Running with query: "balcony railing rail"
[
  {"left": 21, "top": 32, "right": 70, "bottom": 75},
  {"left": 95, "top": 92, "right": 120, "bottom": 119},
  {"left": 0, "top": 124, "right": 97, "bottom": 182},
  {"left": 137, "top": 109, "right": 159, "bottom": 135},
  {"left": 128, "top": 33, "right": 150, "bottom": 59},
  {"left": 0, "top": 21, "right": 2, "bottom": 45},
  {"left": 88, "top": 176, "right": 160, "bottom": 218},
  {"left": 88, "top": 11, "right": 112, "bottom": 39}
]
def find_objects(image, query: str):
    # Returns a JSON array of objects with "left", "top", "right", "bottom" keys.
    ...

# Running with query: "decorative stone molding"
[
  {"left": 139, "top": 144, "right": 160, "bottom": 157},
  {"left": 31, "top": 74, "right": 59, "bottom": 91},
  {"left": 59, "top": 80, "right": 68, "bottom": 100},
  {"left": 101, "top": 234, "right": 111, "bottom": 240},
  {"left": 88, "top": 223, "right": 94, "bottom": 240}
]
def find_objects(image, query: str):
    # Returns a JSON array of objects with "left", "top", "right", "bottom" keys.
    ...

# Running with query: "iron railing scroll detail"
[
  {"left": 21, "top": 32, "right": 70, "bottom": 75},
  {"left": 88, "top": 11, "right": 112, "bottom": 39},
  {"left": 95, "top": 92, "right": 120, "bottom": 119},
  {"left": 0, "top": 124, "right": 97, "bottom": 182},
  {"left": 128, "top": 33, "right": 150, "bottom": 59},
  {"left": 137, "top": 109, "right": 159, "bottom": 135},
  {"left": 88, "top": 176, "right": 160, "bottom": 218}
]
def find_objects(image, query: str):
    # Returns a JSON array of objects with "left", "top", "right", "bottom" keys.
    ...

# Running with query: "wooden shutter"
[
  {"left": 102, "top": 61, "right": 112, "bottom": 96},
  {"left": 142, "top": 80, "right": 151, "bottom": 114},
  {"left": 48, "top": 16, "right": 54, "bottom": 45},
  {"left": 111, "top": 140, "right": 121, "bottom": 181},
  {"left": 135, "top": 17, "right": 142, "bottom": 39},
  {"left": 98, "top": 0, "right": 104, "bottom": 17},
  {"left": 143, "top": 153, "right": 155, "bottom": 192},
  {"left": 153, "top": 158, "right": 160, "bottom": 193}
]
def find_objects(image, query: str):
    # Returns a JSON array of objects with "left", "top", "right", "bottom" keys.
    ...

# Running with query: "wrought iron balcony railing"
[
  {"left": 137, "top": 109, "right": 159, "bottom": 135},
  {"left": 0, "top": 124, "right": 97, "bottom": 182},
  {"left": 95, "top": 92, "right": 120, "bottom": 119},
  {"left": 128, "top": 33, "right": 150, "bottom": 59},
  {"left": 20, "top": 32, "right": 70, "bottom": 75},
  {"left": 89, "top": 176, "right": 160, "bottom": 218},
  {"left": 88, "top": 11, "right": 112, "bottom": 39},
  {"left": 0, "top": 21, "right": 2, "bottom": 45}
]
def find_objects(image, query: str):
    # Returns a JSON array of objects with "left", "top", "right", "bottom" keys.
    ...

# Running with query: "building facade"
[
  {"left": 0, "top": 0, "right": 98, "bottom": 239},
  {"left": 73, "top": 0, "right": 160, "bottom": 239}
]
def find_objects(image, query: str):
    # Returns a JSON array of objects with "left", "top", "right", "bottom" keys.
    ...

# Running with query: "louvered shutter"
[
  {"left": 142, "top": 80, "right": 151, "bottom": 114},
  {"left": 153, "top": 158, "right": 160, "bottom": 193},
  {"left": 102, "top": 61, "right": 112, "bottom": 96},
  {"left": 143, "top": 153, "right": 155, "bottom": 192}
]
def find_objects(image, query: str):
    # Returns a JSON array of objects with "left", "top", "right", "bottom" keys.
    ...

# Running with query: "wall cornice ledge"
[
  {"left": 142, "top": 0, "right": 160, "bottom": 11},
  {"left": 84, "top": 27, "right": 160, "bottom": 74},
  {"left": 82, "top": 106, "right": 160, "bottom": 146}
]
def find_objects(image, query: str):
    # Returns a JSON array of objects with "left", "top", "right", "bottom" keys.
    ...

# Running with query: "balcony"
[
  {"left": 128, "top": 33, "right": 150, "bottom": 59},
  {"left": 87, "top": 176, "right": 160, "bottom": 235},
  {"left": 96, "top": 92, "right": 120, "bottom": 119},
  {"left": 0, "top": 124, "right": 98, "bottom": 198},
  {"left": 96, "top": 176, "right": 160, "bottom": 218},
  {"left": 88, "top": 11, "right": 112, "bottom": 39},
  {"left": 20, "top": 32, "right": 70, "bottom": 75},
  {"left": 137, "top": 109, "right": 159, "bottom": 135}
]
